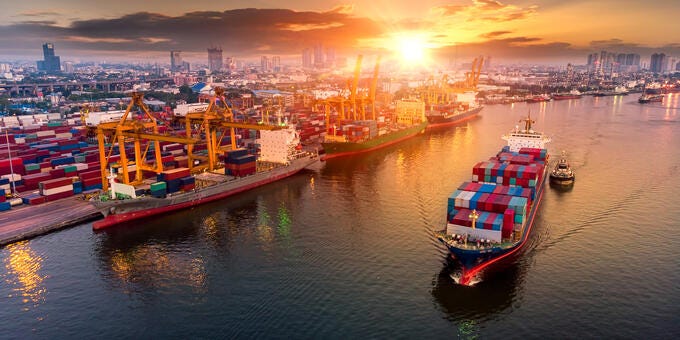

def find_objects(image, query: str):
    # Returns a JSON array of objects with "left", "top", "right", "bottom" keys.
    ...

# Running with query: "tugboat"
[{"left": 549, "top": 151, "right": 575, "bottom": 186}]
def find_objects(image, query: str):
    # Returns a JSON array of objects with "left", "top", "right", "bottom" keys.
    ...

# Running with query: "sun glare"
[{"left": 394, "top": 34, "right": 429, "bottom": 65}]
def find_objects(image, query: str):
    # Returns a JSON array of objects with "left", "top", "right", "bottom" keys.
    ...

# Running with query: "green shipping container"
[
  {"left": 63, "top": 165, "right": 77, "bottom": 173},
  {"left": 150, "top": 181, "right": 167, "bottom": 191}
]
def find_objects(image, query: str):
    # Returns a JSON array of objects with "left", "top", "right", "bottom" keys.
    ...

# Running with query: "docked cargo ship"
[
  {"left": 525, "top": 94, "right": 552, "bottom": 103},
  {"left": 90, "top": 126, "right": 319, "bottom": 229},
  {"left": 321, "top": 98, "right": 427, "bottom": 159},
  {"left": 593, "top": 86, "right": 628, "bottom": 97},
  {"left": 551, "top": 90, "right": 582, "bottom": 100},
  {"left": 435, "top": 114, "right": 550, "bottom": 285},
  {"left": 638, "top": 93, "right": 663, "bottom": 103},
  {"left": 426, "top": 92, "right": 483, "bottom": 129}
]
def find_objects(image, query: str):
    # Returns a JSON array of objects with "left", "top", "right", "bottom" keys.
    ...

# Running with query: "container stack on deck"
[
  {"left": 224, "top": 148, "right": 256, "bottom": 177},
  {"left": 445, "top": 147, "right": 547, "bottom": 242}
]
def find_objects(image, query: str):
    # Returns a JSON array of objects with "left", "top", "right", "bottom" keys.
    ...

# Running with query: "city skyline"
[{"left": 1, "top": 0, "right": 679, "bottom": 66}]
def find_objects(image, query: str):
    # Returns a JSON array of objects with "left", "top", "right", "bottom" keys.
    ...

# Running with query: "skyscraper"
[
  {"left": 261, "top": 56, "right": 270, "bottom": 73},
  {"left": 170, "top": 51, "right": 182, "bottom": 72},
  {"left": 207, "top": 47, "right": 223, "bottom": 72},
  {"left": 302, "top": 48, "right": 312, "bottom": 69},
  {"left": 313, "top": 43, "right": 324, "bottom": 69},
  {"left": 650, "top": 53, "right": 666, "bottom": 73},
  {"left": 272, "top": 56, "right": 281, "bottom": 72},
  {"left": 37, "top": 43, "right": 61, "bottom": 73},
  {"left": 325, "top": 47, "right": 335, "bottom": 68},
  {"left": 225, "top": 57, "right": 235, "bottom": 72}
]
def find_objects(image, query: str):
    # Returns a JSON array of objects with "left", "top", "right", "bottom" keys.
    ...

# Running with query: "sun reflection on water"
[{"left": 3, "top": 241, "right": 48, "bottom": 310}]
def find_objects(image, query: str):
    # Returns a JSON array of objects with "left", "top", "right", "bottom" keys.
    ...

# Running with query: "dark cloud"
[
  {"left": 16, "top": 10, "right": 62, "bottom": 18},
  {"left": 0, "top": 8, "right": 382, "bottom": 58},
  {"left": 433, "top": 35, "right": 680, "bottom": 64},
  {"left": 480, "top": 31, "right": 512, "bottom": 38},
  {"left": 0, "top": 7, "right": 677, "bottom": 64}
]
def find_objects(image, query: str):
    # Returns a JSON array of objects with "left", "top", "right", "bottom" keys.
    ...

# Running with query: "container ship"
[
  {"left": 425, "top": 91, "right": 483, "bottom": 129},
  {"left": 435, "top": 114, "right": 550, "bottom": 285},
  {"left": 90, "top": 125, "right": 319, "bottom": 229},
  {"left": 321, "top": 98, "right": 427, "bottom": 159}
]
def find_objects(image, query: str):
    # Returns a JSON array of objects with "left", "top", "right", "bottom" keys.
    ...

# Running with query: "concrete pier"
[{"left": 0, "top": 197, "right": 101, "bottom": 246}]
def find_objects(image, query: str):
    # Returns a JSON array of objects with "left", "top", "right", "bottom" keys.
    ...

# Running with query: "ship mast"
[
  {"left": 3, "top": 128, "right": 17, "bottom": 197},
  {"left": 520, "top": 111, "right": 535, "bottom": 132}
]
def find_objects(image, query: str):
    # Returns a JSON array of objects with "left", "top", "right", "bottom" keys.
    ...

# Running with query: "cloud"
[
  {"left": 0, "top": 8, "right": 383, "bottom": 58},
  {"left": 17, "top": 10, "right": 62, "bottom": 18},
  {"left": 480, "top": 31, "right": 513, "bottom": 39},
  {"left": 474, "top": 0, "right": 508, "bottom": 10},
  {"left": 326, "top": 5, "right": 355, "bottom": 15},
  {"left": 432, "top": 0, "right": 536, "bottom": 22},
  {"left": 431, "top": 5, "right": 467, "bottom": 16},
  {"left": 0, "top": 6, "right": 677, "bottom": 64}
]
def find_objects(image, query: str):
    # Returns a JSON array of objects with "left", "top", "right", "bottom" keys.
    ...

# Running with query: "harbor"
[
  {"left": 2, "top": 2, "right": 680, "bottom": 337},
  {"left": 2, "top": 95, "right": 679, "bottom": 338}
]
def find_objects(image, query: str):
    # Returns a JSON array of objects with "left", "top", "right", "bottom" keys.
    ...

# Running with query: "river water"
[{"left": 2, "top": 94, "right": 680, "bottom": 339}]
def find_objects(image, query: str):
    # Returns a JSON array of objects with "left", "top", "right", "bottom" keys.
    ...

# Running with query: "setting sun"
[{"left": 393, "top": 34, "right": 430, "bottom": 64}]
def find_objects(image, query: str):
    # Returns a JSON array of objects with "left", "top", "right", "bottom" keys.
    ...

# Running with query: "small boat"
[
  {"left": 549, "top": 152, "right": 574, "bottom": 186},
  {"left": 638, "top": 93, "right": 663, "bottom": 104}
]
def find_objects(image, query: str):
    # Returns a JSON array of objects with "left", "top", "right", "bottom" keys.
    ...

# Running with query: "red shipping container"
[
  {"left": 27, "top": 195, "right": 47, "bottom": 205},
  {"left": 49, "top": 168, "right": 66, "bottom": 179},
  {"left": 82, "top": 177, "right": 102, "bottom": 187},
  {"left": 79, "top": 170, "right": 100, "bottom": 180},
  {"left": 503, "top": 209, "right": 515, "bottom": 238},
  {"left": 45, "top": 190, "right": 73, "bottom": 201},
  {"left": 40, "top": 177, "right": 73, "bottom": 190},
  {"left": 162, "top": 167, "right": 190, "bottom": 181}
]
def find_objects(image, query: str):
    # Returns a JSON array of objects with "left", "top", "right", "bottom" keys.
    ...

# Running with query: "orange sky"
[{"left": 1, "top": 0, "right": 678, "bottom": 64}]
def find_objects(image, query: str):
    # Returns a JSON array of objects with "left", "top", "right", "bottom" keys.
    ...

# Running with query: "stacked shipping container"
[{"left": 445, "top": 147, "right": 547, "bottom": 242}]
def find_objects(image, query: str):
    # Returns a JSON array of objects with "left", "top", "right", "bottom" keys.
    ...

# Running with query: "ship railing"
[{"left": 438, "top": 232, "right": 509, "bottom": 250}]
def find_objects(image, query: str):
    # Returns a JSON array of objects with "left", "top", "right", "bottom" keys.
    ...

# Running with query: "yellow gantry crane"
[
  {"left": 322, "top": 54, "right": 382, "bottom": 128},
  {"left": 96, "top": 92, "right": 198, "bottom": 191},
  {"left": 183, "top": 87, "right": 285, "bottom": 172}
]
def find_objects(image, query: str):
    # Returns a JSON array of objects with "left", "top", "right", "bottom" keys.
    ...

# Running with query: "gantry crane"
[
  {"left": 96, "top": 92, "right": 198, "bottom": 191},
  {"left": 183, "top": 87, "right": 285, "bottom": 172}
]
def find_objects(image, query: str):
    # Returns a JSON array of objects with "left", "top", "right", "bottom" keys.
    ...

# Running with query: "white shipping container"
[
  {"left": 41, "top": 184, "right": 74, "bottom": 196},
  {"left": 36, "top": 130, "right": 56, "bottom": 137},
  {"left": 1, "top": 173, "right": 22, "bottom": 182},
  {"left": 55, "top": 132, "right": 72, "bottom": 139}
]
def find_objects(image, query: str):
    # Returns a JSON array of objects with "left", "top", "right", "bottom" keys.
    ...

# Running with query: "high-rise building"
[
  {"left": 63, "top": 61, "right": 74, "bottom": 73},
  {"left": 650, "top": 53, "right": 666, "bottom": 73},
  {"left": 224, "top": 57, "right": 235, "bottom": 72},
  {"left": 37, "top": 43, "right": 61, "bottom": 73},
  {"left": 313, "top": 43, "right": 325, "bottom": 69},
  {"left": 207, "top": 47, "right": 223, "bottom": 72},
  {"left": 325, "top": 47, "right": 335, "bottom": 68},
  {"left": 302, "top": 48, "right": 313, "bottom": 69},
  {"left": 170, "top": 51, "right": 182, "bottom": 72},
  {"left": 624, "top": 53, "right": 640, "bottom": 66},
  {"left": 261, "top": 56, "right": 270, "bottom": 73},
  {"left": 484, "top": 56, "right": 492, "bottom": 70},
  {"left": 272, "top": 56, "right": 281, "bottom": 72}
]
